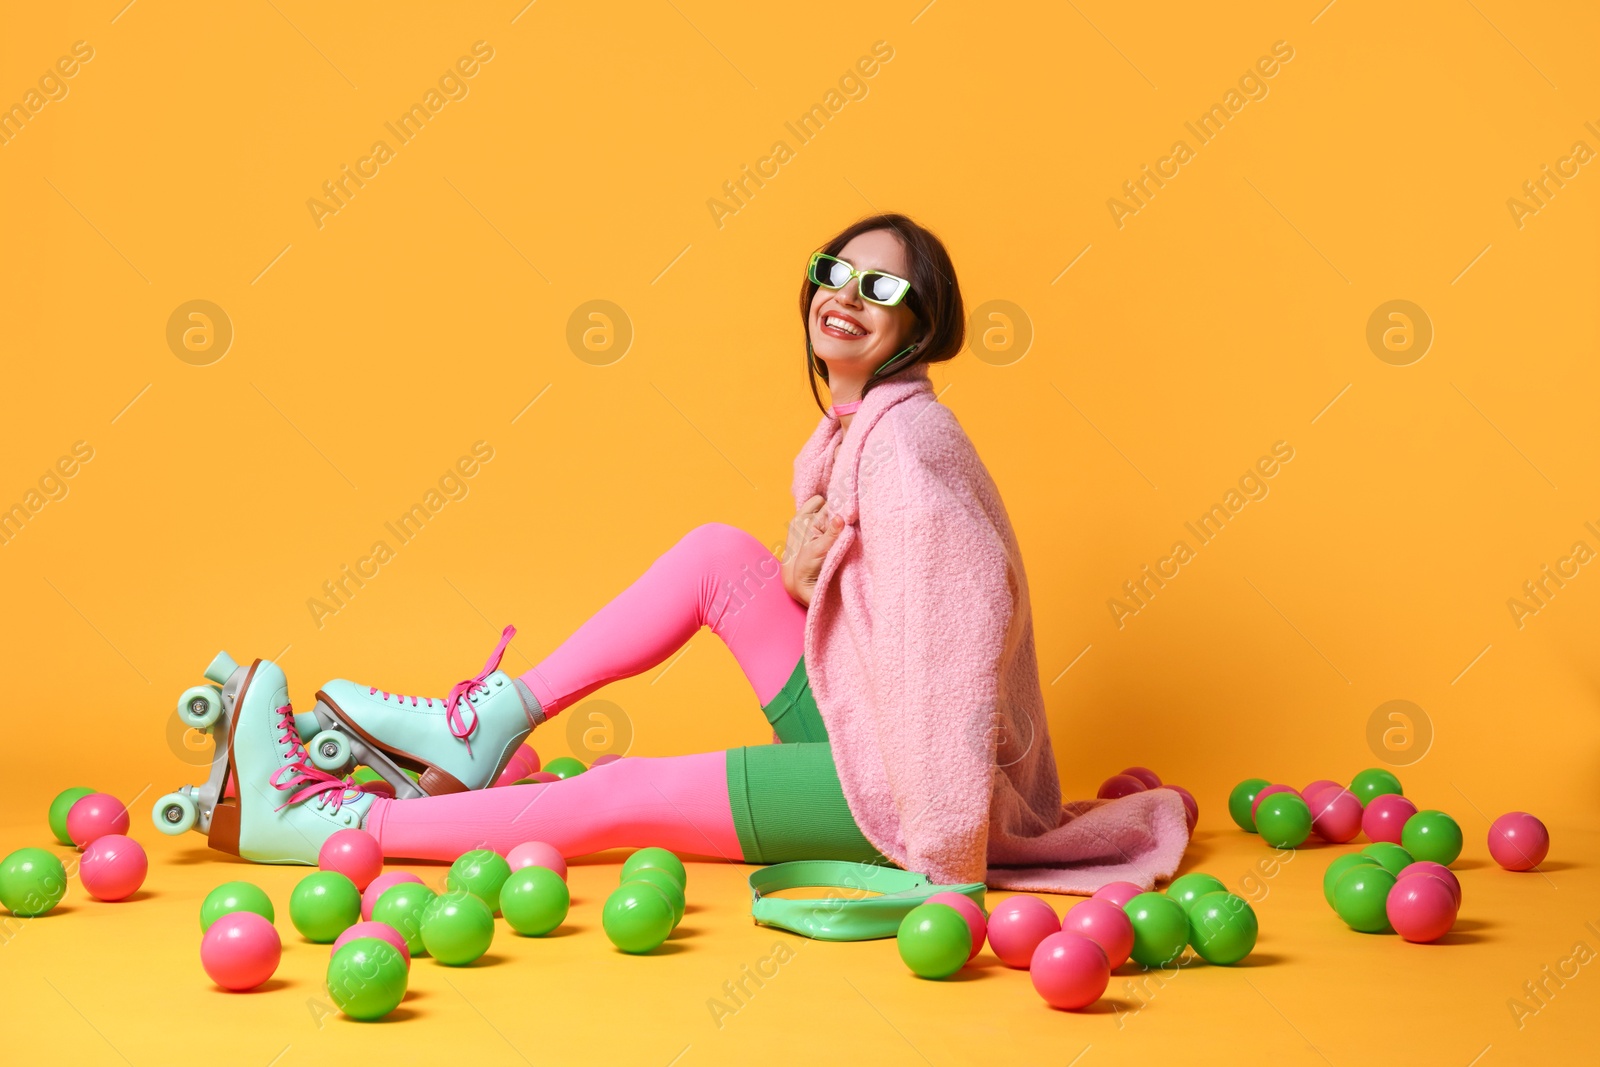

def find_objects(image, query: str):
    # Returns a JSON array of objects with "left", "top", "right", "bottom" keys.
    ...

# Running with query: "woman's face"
[{"left": 808, "top": 229, "right": 920, "bottom": 381}]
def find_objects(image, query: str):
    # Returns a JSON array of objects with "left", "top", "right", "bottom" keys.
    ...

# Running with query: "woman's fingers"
[{"left": 786, "top": 495, "right": 827, "bottom": 555}]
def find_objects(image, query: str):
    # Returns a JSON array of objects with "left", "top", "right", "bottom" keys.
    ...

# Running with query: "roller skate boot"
[
  {"left": 194, "top": 655, "right": 373, "bottom": 863},
  {"left": 305, "top": 625, "right": 545, "bottom": 796},
  {"left": 151, "top": 651, "right": 321, "bottom": 838}
]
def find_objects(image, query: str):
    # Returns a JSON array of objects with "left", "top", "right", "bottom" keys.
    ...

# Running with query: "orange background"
[{"left": 2, "top": 1, "right": 1596, "bottom": 1063}]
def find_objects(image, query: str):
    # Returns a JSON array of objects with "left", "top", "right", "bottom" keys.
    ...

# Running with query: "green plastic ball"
[
  {"left": 621, "top": 847, "right": 687, "bottom": 891},
  {"left": 1124, "top": 892, "right": 1190, "bottom": 967},
  {"left": 200, "top": 880, "right": 275, "bottom": 932},
  {"left": 602, "top": 882, "right": 674, "bottom": 954},
  {"left": 1322, "top": 853, "right": 1381, "bottom": 908},
  {"left": 0, "top": 848, "right": 68, "bottom": 917},
  {"left": 290, "top": 871, "right": 361, "bottom": 943},
  {"left": 1400, "top": 810, "right": 1462, "bottom": 866},
  {"left": 1333, "top": 864, "right": 1396, "bottom": 932},
  {"left": 1255, "top": 794, "right": 1312, "bottom": 849},
  {"left": 627, "top": 867, "right": 685, "bottom": 928},
  {"left": 1187, "top": 891, "right": 1258, "bottom": 965},
  {"left": 448, "top": 849, "right": 512, "bottom": 914},
  {"left": 351, "top": 767, "right": 384, "bottom": 784},
  {"left": 48, "top": 787, "right": 95, "bottom": 847},
  {"left": 327, "top": 937, "right": 409, "bottom": 1020},
  {"left": 499, "top": 866, "right": 570, "bottom": 936},
  {"left": 1349, "top": 767, "right": 1403, "bottom": 805},
  {"left": 371, "top": 883, "right": 437, "bottom": 956},
  {"left": 897, "top": 903, "right": 971, "bottom": 979},
  {"left": 1228, "top": 778, "right": 1271, "bottom": 833},
  {"left": 1360, "top": 841, "right": 1413, "bottom": 877},
  {"left": 420, "top": 890, "right": 495, "bottom": 966},
  {"left": 542, "top": 757, "right": 587, "bottom": 780},
  {"left": 1166, "top": 873, "right": 1227, "bottom": 914}
]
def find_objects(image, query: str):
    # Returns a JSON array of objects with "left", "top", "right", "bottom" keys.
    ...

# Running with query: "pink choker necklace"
[{"left": 830, "top": 399, "right": 862, "bottom": 417}]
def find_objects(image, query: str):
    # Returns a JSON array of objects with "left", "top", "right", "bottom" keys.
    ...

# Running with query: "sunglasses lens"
[
  {"left": 812, "top": 255, "right": 851, "bottom": 289},
  {"left": 861, "top": 273, "right": 907, "bottom": 305}
]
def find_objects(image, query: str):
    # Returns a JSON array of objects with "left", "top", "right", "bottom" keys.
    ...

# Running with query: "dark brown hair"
[{"left": 799, "top": 213, "right": 965, "bottom": 414}]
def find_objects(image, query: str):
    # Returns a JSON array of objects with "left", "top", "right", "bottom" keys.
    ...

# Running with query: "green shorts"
[{"left": 724, "top": 655, "right": 891, "bottom": 866}]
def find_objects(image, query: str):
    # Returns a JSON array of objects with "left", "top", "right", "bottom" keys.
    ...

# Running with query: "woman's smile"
[{"left": 820, "top": 311, "right": 868, "bottom": 339}]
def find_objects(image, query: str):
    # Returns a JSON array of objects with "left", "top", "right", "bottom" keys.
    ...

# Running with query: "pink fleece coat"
[{"left": 795, "top": 364, "right": 1191, "bottom": 894}]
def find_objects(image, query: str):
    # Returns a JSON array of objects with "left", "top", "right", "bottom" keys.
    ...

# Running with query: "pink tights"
[{"left": 364, "top": 523, "right": 805, "bottom": 863}]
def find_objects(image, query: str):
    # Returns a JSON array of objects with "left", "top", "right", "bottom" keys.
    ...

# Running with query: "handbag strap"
[{"left": 748, "top": 860, "right": 987, "bottom": 942}]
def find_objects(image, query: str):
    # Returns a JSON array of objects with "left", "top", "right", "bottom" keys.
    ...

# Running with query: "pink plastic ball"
[
  {"left": 355, "top": 779, "right": 395, "bottom": 798},
  {"left": 78, "top": 834, "right": 147, "bottom": 902},
  {"left": 1386, "top": 872, "right": 1457, "bottom": 943},
  {"left": 66, "top": 793, "right": 130, "bottom": 849},
  {"left": 1121, "top": 766, "right": 1162, "bottom": 789},
  {"left": 1303, "top": 779, "right": 1341, "bottom": 804},
  {"left": 507, "top": 841, "right": 568, "bottom": 882},
  {"left": 331, "top": 920, "right": 412, "bottom": 968},
  {"left": 926, "top": 891, "right": 987, "bottom": 961},
  {"left": 200, "top": 911, "right": 281, "bottom": 991},
  {"left": 1310, "top": 788, "right": 1363, "bottom": 843},
  {"left": 1061, "top": 897, "right": 1135, "bottom": 969},
  {"left": 1251, "top": 784, "right": 1301, "bottom": 820},
  {"left": 1162, "top": 785, "right": 1199, "bottom": 833},
  {"left": 1091, "top": 881, "right": 1144, "bottom": 909},
  {"left": 590, "top": 753, "right": 624, "bottom": 767},
  {"left": 1361, "top": 793, "right": 1418, "bottom": 845},
  {"left": 987, "top": 895, "right": 1061, "bottom": 968},
  {"left": 318, "top": 829, "right": 383, "bottom": 892},
  {"left": 360, "top": 871, "right": 423, "bottom": 921},
  {"left": 1488, "top": 812, "right": 1549, "bottom": 871},
  {"left": 493, "top": 745, "right": 542, "bottom": 787},
  {"left": 1097, "top": 774, "right": 1147, "bottom": 800},
  {"left": 1030, "top": 932, "right": 1110, "bottom": 1010},
  {"left": 1397, "top": 861, "right": 1461, "bottom": 909}
]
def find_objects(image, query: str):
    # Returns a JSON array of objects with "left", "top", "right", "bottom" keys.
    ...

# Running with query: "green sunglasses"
[{"left": 807, "top": 251, "right": 913, "bottom": 308}]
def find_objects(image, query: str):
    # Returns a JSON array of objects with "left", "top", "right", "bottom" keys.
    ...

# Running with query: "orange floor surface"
[{"left": 3, "top": 810, "right": 1595, "bottom": 1066}]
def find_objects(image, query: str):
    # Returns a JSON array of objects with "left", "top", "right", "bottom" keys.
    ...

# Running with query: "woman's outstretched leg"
[
  {"left": 363, "top": 750, "right": 743, "bottom": 861},
  {"left": 361, "top": 744, "right": 889, "bottom": 866},
  {"left": 519, "top": 522, "right": 805, "bottom": 716}
]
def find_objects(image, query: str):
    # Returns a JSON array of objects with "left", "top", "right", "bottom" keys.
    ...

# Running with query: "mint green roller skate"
[
  {"left": 304, "top": 625, "right": 545, "bottom": 796},
  {"left": 151, "top": 651, "right": 322, "bottom": 839},
  {"left": 188, "top": 655, "right": 373, "bottom": 863}
]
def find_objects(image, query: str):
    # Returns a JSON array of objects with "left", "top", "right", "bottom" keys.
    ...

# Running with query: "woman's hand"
[{"left": 781, "top": 494, "right": 845, "bottom": 608}]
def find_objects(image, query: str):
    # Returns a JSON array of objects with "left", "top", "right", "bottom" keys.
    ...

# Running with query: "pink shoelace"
[
  {"left": 267, "top": 704, "right": 356, "bottom": 813},
  {"left": 367, "top": 625, "right": 517, "bottom": 757}
]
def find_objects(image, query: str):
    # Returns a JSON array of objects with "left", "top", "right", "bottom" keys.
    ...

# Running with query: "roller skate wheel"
[
  {"left": 153, "top": 792, "right": 198, "bottom": 835},
  {"left": 308, "top": 730, "right": 352, "bottom": 773},
  {"left": 177, "top": 686, "right": 224, "bottom": 730}
]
